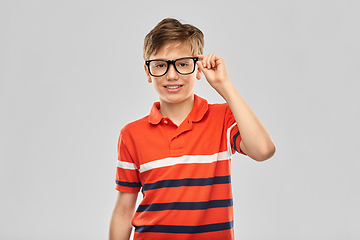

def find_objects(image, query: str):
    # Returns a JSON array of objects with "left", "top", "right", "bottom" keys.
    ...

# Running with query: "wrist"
[{"left": 213, "top": 78, "right": 235, "bottom": 98}]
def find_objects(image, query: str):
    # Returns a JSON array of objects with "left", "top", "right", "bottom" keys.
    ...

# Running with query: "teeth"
[{"left": 165, "top": 85, "right": 181, "bottom": 89}]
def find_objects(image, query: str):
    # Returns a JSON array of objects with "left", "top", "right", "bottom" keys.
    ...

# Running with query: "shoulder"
[
  {"left": 118, "top": 115, "right": 152, "bottom": 149},
  {"left": 121, "top": 115, "right": 149, "bottom": 132},
  {"left": 208, "top": 102, "right": 230, "bottom": 114},
  {"left": 119, "top": 115, "right": 151, "bottom": 139},
  {"left": 206, "top": 102, "right": 235, "bottom": 125}
]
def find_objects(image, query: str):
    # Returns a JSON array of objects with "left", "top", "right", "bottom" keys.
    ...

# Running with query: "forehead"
[{"left": 151, "top": 41, "right": 192, "bottom": 60}]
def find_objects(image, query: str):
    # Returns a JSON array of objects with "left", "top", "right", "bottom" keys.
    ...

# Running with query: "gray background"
[{"left": 1, "top": 0, "right": 359, "bottom": 239}]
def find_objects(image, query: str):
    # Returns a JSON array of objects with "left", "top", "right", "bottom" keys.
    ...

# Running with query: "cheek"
[
  {"left": 153, "top": 78, "right": 164, "bottom": 89},
  {"left": 186, "top": 75, "right": 197, "bottom": 85}
]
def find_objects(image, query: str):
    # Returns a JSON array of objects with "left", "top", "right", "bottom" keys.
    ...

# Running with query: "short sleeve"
[
  {"left": 115, "top": 130, "right": 142, "bottom": 193},
  {"left": 224, "top": 104, "right": 246, "bottom": 155}
]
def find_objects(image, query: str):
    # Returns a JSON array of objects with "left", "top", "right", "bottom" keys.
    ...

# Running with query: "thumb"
[
  {"left": 196, "top": 60, "right": 205, "bottom": 72},
  {"left": 196, "top": 55, "right": 207, "bottom": 72}
]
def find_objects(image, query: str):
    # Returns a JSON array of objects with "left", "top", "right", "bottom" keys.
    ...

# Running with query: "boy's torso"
[{"left": 117, "top": 95, "right": 240, "bottom": 240}]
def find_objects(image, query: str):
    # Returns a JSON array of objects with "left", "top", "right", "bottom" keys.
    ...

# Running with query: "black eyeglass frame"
[{"left": 145, "top": 57, "right": 200, "bottom": 77}]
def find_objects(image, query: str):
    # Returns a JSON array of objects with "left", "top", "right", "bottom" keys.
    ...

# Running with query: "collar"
[{"left": 148, "top": 94, "right": 209, "bottom": 125}]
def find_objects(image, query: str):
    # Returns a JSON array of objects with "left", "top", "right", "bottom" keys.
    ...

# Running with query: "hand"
[{"left": 196, "top": 54, "right": 230, "bottom": 88}]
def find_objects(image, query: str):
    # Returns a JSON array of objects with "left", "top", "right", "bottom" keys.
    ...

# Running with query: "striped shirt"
[{"left": 116, "top": 95, "right": 243, "bottom": 240}]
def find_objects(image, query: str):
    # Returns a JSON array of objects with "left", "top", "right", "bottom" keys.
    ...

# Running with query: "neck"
[{"left": 159, "top": 95, "right": 195, "bottom": 126}]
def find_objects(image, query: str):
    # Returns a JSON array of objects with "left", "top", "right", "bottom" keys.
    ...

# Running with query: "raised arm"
[
  {"left": 197, "top": 54, "right": 275, "bottom": 161},
  {"left": 109, "top": 191, "right": 138, "bottom": 240}
]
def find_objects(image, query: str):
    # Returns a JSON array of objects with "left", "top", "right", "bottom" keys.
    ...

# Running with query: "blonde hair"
[{"left": 143, "top": 18, "right": 204, "bottom": 60}]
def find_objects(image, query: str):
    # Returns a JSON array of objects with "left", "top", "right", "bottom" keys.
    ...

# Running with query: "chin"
[{"left": 161, "top": 93, "right": 193, "bottom": 104}]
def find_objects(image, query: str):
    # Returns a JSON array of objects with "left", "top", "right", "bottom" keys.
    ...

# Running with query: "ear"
[
  {"left": 196, "top": 65, "right": 202, "bottom": 80},
  {"left": 144, "top": 64, "right": 152, "bottom": 83}
]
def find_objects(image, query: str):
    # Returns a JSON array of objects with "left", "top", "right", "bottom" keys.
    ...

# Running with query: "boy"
[{"left": 109, "top": 18, "right": 275, "bottom": 240}]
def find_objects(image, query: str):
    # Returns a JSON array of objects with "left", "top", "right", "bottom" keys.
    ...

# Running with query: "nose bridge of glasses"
[
  {"left": 167, "top": 59, "right": 178, "bottom": 72},
  {"left": 168, "top": 59, "right": 176, "bottom": 67},
  {"left": 164, "top": 60, "right": 178, "bottom": 78}
]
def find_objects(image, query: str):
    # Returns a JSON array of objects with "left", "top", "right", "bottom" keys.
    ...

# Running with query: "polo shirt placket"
[
  {"left": 148, "top": 97, "right": 207, "bottom": 158},
  {"left": 158, "top": 117, "right": 192, "bottom": 156}
]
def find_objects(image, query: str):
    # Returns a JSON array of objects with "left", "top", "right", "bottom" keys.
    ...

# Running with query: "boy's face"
[{"left": 144, "top": 41, "right": 202, "bottom": 106}]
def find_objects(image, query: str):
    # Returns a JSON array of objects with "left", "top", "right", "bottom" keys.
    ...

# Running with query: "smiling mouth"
[{"left": 165, "top": 85, "right": 183, "bottom": 89}]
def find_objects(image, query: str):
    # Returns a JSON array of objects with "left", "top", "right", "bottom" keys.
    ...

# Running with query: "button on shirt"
[{"left": 116, "top": 95, "right": 244, "bottom": 240}]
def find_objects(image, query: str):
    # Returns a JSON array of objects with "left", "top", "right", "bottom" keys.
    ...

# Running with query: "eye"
[
  {"left": 177, "top": 61, "right": 190, "bottom": 68},
  {"left": 152, "top": 61, "right": 167, "bottom": 68},
  {"left": 155, "top": 64, "right": 166, "bottom": 68},
  {"left": 178, "top": 62, "right": 188, "bottom": 67}
]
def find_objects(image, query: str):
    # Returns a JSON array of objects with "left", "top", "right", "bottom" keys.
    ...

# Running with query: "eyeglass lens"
[{"left": 148, "top": 58, "right": 196, "bottom": 76}]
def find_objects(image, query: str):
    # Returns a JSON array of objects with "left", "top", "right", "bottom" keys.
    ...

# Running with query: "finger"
[
  {"left": 197, "top": 54, "right": 217, "bottom": 69},
  {"left": 204, "top": 54, "right": 213, "bottom": 69},
  {"left": 210, "top": 54, "right": 218, "bottom": 68},
  {"left": 196, "top": 60, "right": 206, "bottom": 72},
  {"left": 196, "top": 55, "right": 206, "bottom": 68},
  {"left": 196, "top": 54, "right": 204, "bottom": 60},
  {"left": 209, "top": 54, "right": 216, "bottom": 68},
  {"left": 196, "top": 59, "right": 212, "bottom": 78},
  {"left": 202, "top": 54, "right": 210, "bottom": 69}
]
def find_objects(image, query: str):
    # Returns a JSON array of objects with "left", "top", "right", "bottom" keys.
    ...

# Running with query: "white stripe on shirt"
[
  {"left": 117, "top": 160, "right": 137, "bottom": 170},
  {"left": 139, "top": 151, "right": 230, "bottom": 173},
  {"left": 227, "top": 122, "right": 237, "bottom": 156}
]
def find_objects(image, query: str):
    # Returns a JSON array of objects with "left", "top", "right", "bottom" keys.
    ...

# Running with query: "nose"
[{"left": 166, "top": 64, "right": 178, "bottom": 80}]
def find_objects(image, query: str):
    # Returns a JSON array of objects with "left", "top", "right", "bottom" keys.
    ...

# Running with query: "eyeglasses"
[{"left": 145, "top": 57, "right": 199, "bottom": 77}]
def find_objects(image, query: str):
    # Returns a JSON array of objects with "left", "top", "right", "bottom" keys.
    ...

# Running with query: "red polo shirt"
[{"left": 116, "top": 95, "right": 243, "bottom": 240}]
